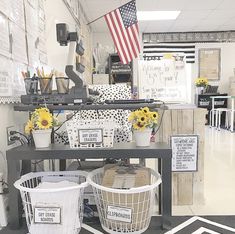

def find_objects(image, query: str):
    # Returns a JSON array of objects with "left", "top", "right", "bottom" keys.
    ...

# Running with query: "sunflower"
[
  {"left": 128, "top": 112, "right": 136, "bottom": 121},
  {"left": 151, "top": 112, "right": 159, "bottom": 123},
  {"left": 25, "top": 120, "right": 33, "bottom": 134},
  {"left": 133, "top": 121, "right": 146, "bottom": 131},
  {"left": 138, "top": 114, "right": 147, "bottom": 123},
  {"left": 141, "top": 107, "right": 150, "bottom": 114},
  {"left": 36, "top": 112, "right": 53, "bottom": 129}
]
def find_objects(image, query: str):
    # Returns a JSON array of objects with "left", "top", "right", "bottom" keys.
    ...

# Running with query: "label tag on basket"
[
  {"left": 79, "top": 129, "right": 103, "bottom": 144},
  {"left": 107, "top": 205, "right": 132, "bottom": 223},
  {"left": 34, "top": 207, "right": 61, "bottom": 224}
]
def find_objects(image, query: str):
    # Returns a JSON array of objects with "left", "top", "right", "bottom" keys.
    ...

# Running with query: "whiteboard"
[{"left": 138, "top": 59, "right": 188, "bottom": 103}]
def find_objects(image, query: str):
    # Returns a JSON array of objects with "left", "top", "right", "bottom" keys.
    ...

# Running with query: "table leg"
[
  {"left": 158, "top": 158, "right": 162, "bottom": 215},
  {"left": 7, "top": 159, "right": 21, "bottom": 229},
  {"left": 161, "top": 157, "right": 172, "bottom": 230}
]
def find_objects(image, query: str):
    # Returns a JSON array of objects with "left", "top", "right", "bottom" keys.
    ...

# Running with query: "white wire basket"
[
  {"left": 14, "top": 171, "right": 88, "bottom": 234},
  {"left": 66, "top": 119, "right": 115, "bottom": 148},
  {"left": 87, "top": 168, "right": 162, "bottom": 234}
]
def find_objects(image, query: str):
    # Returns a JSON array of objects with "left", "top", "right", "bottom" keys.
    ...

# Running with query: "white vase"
[
  {"left": 133, "top": 128, "right": 152, "bottom": 147},
  {"left": 196, "top": 86, "right": 205, "bottom": 95},
  {"left": 32, "top": 129, "right": 52, "bottom": 148}
]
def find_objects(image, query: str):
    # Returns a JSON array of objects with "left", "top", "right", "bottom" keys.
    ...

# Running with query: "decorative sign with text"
[
  {"left": 107, "top": 205, "right": 132, "bottom": 223},
  {"left": 171, "top": 135, "right": 198, "bottom": 172},
  {"left": 34, "top": 207, "right": 61, "bottom": 224},
  {"left": 79, "top": 129, "right": 103, "bottom": 144}
]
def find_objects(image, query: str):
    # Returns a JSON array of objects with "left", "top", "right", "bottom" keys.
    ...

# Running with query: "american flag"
[{"left": 104, "top": 0, "right": 141, "bottom": 64}]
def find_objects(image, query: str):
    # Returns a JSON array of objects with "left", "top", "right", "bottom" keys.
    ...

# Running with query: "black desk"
[{"left": 6, "top": 142, "right": 172, "bottom": 230}]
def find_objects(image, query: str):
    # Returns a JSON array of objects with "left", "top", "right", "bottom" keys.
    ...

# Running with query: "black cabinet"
[{"left": 109, "top": 53, "right": 133, "bottom": 86}]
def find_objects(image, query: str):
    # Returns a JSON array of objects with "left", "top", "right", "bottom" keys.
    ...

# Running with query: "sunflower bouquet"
[
  {"left": 128, "top": 107, "right": 159, "bottom": 131},
  {"left": 195, "top": 77, "right": 208, "bottom": 87},
  {"left": 25, "top": 107, "right": 58, "bottom": 134}
]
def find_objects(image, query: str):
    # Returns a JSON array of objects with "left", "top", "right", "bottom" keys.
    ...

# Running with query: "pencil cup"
[
  {"left": 24, "top": 78, "right": 38, "bottom": 94},
  {"left": 39, "top": 78, "right": 53, "bottom": 94},
  {"left": 56, "top": 77, "right": 70, "bottom": 94}
]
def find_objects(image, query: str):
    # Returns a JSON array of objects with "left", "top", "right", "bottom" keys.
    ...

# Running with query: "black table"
[{"left": 6, "top": 142, "right": 172, "bottom": 230}]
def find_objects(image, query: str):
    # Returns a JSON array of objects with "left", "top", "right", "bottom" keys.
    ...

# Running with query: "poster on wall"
[
  {"left": 0, "top": 56, "right": 13, "bottom": 96},
  {"left": 12, "top": 62, "right": 26, "bottom": 96},
  {"left": 171, "top": 135, "right": 198, "bottom": 172},
  {"left": 0, "top": 13, "right": 10, "bottom": 58},
  {"left": 199, "top": 48, "right": 221, "bottom": 80},
  {"left": 138, "top": 59, "right": 187, "bottom": 103},
  {"left": 10, "top": 0, "right": 25, "bottom": 30}
]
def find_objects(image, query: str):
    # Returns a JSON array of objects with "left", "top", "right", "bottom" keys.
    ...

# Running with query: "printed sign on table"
[
  {"left": 34, "top": 207, "right": 61, "bottom": 224},
  {"left": 107, "top": 205, "right": 132, "bottom": 223},
  {"left": 79, "top": 129, "right": 103, "bottom": 144},
  {"left": 171, "top": 135, "right": 198, "bottom": 172}
]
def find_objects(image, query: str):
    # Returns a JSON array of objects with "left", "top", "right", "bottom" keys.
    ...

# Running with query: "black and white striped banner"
[{"left": 143, "top": 42, "right": 195, "bottom": 63}]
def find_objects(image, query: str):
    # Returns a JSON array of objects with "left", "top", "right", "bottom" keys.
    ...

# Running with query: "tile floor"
[{"left": 173, "top": 126, "right": 235, "bottom": 216}]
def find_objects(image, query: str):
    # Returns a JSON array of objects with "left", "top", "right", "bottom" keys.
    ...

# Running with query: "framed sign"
[
  {"left": 171, "top": 135, "right": 199, "bottom": 172},
  {"left": 199, "top": 48, "right": 221, "bottom": 80},
  {"left": 78, "top": 129, "right": 103, "bottom": 144}
]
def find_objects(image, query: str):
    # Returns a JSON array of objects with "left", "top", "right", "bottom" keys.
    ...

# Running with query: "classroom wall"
[
  {"left": 44, "top": 0, "right": 93, "bottom": 84},
  {"left": 0, "top": 105, "right": 27, "bottom": 181},
  {"left": 194, "top": 42, "right": 235, "bottom": 94}
]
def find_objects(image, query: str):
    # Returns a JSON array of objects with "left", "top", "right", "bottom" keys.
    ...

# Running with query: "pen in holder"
[
  {"left": 56, "top": 77, "right": 70, "bottom": 94},
  {"left": 24, "top": 77, "right": 39, "bottom": 94},
  {"left": 39, "top": 77, "right": 53, "bottom": 94}
]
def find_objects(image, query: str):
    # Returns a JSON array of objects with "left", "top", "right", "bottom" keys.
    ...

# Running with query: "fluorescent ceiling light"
[{"left": 137, "top": 11, "right": 181, "bottom": 21}]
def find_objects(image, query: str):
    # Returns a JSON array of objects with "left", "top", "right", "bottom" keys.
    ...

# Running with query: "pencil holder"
[
  {"left": 39, "top": 78, "right": 53, "bottom": 94},
  {"left": 55, "top": 77, "right": 70, "bottom": 94},
  {"left": 24, "top": 78, "right": 39, "bottom": 95}
]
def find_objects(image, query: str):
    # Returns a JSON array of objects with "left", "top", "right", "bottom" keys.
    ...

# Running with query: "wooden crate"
[{"left": 156, "top": 108, "right": 206, "bottom": 205}]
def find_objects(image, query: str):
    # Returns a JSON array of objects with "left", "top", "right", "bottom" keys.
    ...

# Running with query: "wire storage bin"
[
  {"left": 87, "top": 167, "right": 162, "bottom": 234},
  {"left": 66, "top": 119, "right": 115, "bottom": 148},
  {"left": 14, "top": 171, "right": 88, "bottom": 234}
]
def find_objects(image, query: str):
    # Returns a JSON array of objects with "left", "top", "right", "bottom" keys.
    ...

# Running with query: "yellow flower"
[
  {"left": 128, "top": 112, "right": 135, "bottom": 122},
  {"left": 133, "top": 122, "right": 146, "bottom": 131},
  {"left": 36, "top": 112, "right": 53, "bottom": 129},
  {"left": 25, "top": 120, "right": 33, "bottom": 134},
  {"left": 141, "top": 107, "right": 150, "bottom": 114},
  {"left": 151, "top": 112, "right": 159, "bottom": 123}
]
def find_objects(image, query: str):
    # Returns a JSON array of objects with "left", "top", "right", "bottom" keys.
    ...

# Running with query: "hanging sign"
[
  {"left": 171, "top": 135, "right": 198, "bottom": 172},
  {"left": 34, "top": 207, "right": 61, "bottom": 224}
]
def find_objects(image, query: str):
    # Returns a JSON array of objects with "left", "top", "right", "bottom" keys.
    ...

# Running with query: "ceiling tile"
[
  {"left": 206, "top": 10, "right": 235, "bottom": 19},
  {"left": 177, "top": 10, "right": 213, "bottom": 20},
  {"left": 216, "top": 0, "right": 235, "bottom": 10},
  {"left": 183, "top": 0, "right": 223, "bottom": 10},
  {"left": 149, "top": 0, "right": 187, "bottom": 10}
]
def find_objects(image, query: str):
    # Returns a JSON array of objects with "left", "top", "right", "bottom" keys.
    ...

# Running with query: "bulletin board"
[
  {"left": 138, "top": 59, "right": 187, "bottom": 103},
  {"left": 199, "top": 48, "right": 221, "bottom": 81},
  {"left": 0, "top": 0, "right": 47, "bottom": 104}
]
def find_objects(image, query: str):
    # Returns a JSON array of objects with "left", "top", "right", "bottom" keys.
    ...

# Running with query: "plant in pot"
[
  {"left": 128, "top": 107, "right": 159, "bottom": 147},
  {"left": 195, "top": 77, "right": 208, "bottom": 94},
  {"left": 25, "top": 107, "right": 58, "bottom": 148}
]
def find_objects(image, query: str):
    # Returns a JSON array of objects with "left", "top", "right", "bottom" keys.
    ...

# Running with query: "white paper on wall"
[
  {"left": 9, "top": 0, "right": 25, "bottom": 30},
  {"left": 0, "top": 13, "right": 10, "bottom": 58},
  {"left": 12, "top": 62, "right": 27, "bottom": 96},
  {"left": 10, "top": 23, "right": 28, "bottom": 64},
  {"left": 138, "top": 59, "right": 187, "bottom": 103},
  {"left": 0, "top": 0, "right": 11, "bottom": 17},
  {"left": 27, "top": 34, "right": 40, "bottom": 67},
  {"left": 26, "top": 0, "right": 38, "bottom": 9},
  {"left": 0, "top": 56, "right": 13, "bottom": 96},
  {"left": 25, "top": 0, "right": 39, "bottom": 37}
]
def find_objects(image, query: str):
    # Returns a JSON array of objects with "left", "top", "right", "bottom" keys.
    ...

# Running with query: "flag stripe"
[
  {"left": 105, "top": 14, "right": 126, "bottom": 64},
  {"left": 127, "top": 27, "right": 139, "bottom": 57},
  {"left": 113, "top": 9, "right": 131, "bottom": 63},
  {"left": 109, "top": 11, "right": 129, "bottom": 63},
  {"left": 115, "top": 10, "right": 135, "bottom": 61},
  {"left": 126, "top": 27, "right": 138, "bottom": 58},
  {"left": 131, "top": 24, "right": 141, "bottom": 52}
]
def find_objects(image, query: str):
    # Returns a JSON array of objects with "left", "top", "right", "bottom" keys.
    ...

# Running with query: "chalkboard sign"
[
  {"left": 171, "top": 135, "right": 198, "bottom": 172},
  {"left": 138, "top": 59, "right": 187, "bottom": 102}
]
